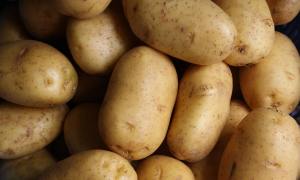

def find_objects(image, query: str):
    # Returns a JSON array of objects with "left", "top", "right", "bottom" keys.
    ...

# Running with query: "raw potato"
[
  {"left": 99, "top": 46, "right": 178, "bottom": 160},
  {"left": 67, "top": 7, "right": 135, "bottom": 75},
  {"left": 267, "top": 0, "right": 300, "bottom": 25},
  {"left": 214, "top": 0, "right": 275, "bottom": 66},
  {"left": 0, "top": 149, "right": 56, "bottom": 180},
  {"left": 39, "top": 150, "right": 137, "bottom": 180},
  {"left": 0, "top": 40, "right": 78, "bottom": 108},
  {"left": 123, "top": 0, "right": 237, "bottom": 65},
  {"left": 167, "top": 62, "right": 233, "bottom": 162},
  {"left": 137, "top": 155, "right": 195, "bottom": 180},
  {"left": 0, "top": 102, "right": 68, "bottom": 159},
  {"left": 240, "top": 32, "right": 300, "bottom": 113},
  {"left": 219, "top": 108, "right": 300, "bottom": 180}
]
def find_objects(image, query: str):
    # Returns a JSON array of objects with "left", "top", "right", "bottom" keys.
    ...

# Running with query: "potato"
[
  {"left": 0, "top": 102, "right": 68, "bottom": 159},
  {"left": 137, "top": 155, "right": 194, "bottom": 180},
  {"left": 19, "top": 0, "right": 67, "bottom": 40},
  {"left": 240, "top": 32, "right": 300, "bottom": 113},
  {"left": 167, "top": 62, "right": 232, "bottom": 162},
  {"left": 214, "top": 0, "right": 275, "bottom": 66},
  {"left": 219, "top": 108, "right": 300, "bottom": 180},
  {"left": 0, "top": 40, "right": 78, "bottom": 108},
  {"left": 0, "top": 149, "right": 56, "bottom": 180},
  {"left": 39, "top": 150, "right": 137, "bottom": 180},
  {"left": 67, "top": 7, "right": 136, "bottom": 75},
  {"left": 54, "top": 0, "right": 111, "bottom": 19},
  {"left": 99, "top": 46, "right": 178, "bottom": 160},
  {"left": 64, "top": 103, "right": 105, "bottom": 154},
  {"left": 267, "top": 0, "right": 300, "bottom": 25},
  {"left": 123, "top": 0, "right": 236, "bottom": 65}
]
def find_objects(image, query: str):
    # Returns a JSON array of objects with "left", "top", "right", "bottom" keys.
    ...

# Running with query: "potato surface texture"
[{"left": 267, "top": 0, "right": 300, "bottom": 25}]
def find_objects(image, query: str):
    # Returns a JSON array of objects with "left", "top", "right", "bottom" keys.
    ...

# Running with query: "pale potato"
[{"left": 267, "top": 0, "right": 300, "bottom": 25}]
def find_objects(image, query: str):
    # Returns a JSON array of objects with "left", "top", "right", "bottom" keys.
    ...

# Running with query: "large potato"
[
  {"left": 123, "top": 0, "right": 236, "bottom": 65},
  {"left": 240, "top": 32, "right": 300, "bottom": 113},
  {"left": 267, "top": 0, "right": 300, "bottom": 25},
  {"left": 99, "top": 46, "right": 178, "bottom": 160},
  {"left": 219, "top": 108, "right": 300, "bottom": 180},
  {"left": 167, "top": 62, "right": 232, "bottom": 162},
  {"left": 0, "top": 40, "right": 78, "bottom": 108},
  {"left": 0, "top": 102, "right": 68, "bottom": 159},
  {"left": 39, "top": 150, "right": 137, "bottom": 180}
]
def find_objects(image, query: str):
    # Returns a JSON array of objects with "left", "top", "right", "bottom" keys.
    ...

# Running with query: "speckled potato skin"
[
  {"left": 0, "top": 149, "right": 56, "bottom": 180},
  {"left": 99, "top": 46, "right": 178, "bottom": 160},
  {"left": 137, "top": 155, "right": 195, "bottom": 180},
  {"left": 0, "top": 103, "right": 68, "bottom": 159},
  {"left": 0, "top": 40, "right": 78, "bottom": 108},
  {"left": 267, "top": 0, "right": 300, "bottom": 25},
  {"left": 123, "top": 0, "right": 236, "bottom": 65},
  {"left": 219, "top": 108, "right": 300, "bottom": 180},
  {"left": 240, "top": 32, "right": 300, "bottom": 113},
  {"left": 167, "top": 62, "right": 232, "bottom": 162},
  {"left": 39, "top": 150, "right": 137, "bottom": 180}
]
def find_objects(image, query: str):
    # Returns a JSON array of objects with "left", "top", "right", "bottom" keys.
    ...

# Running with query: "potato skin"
[
  {"left": 219, "top": 108, "right": 300, "bottom": 180},
  {"left": 167, "top": 62, "right": 232, "bottom": 162},
  {"left": 99, "top": 46, "right": 178, "bottom": 160},
  {"left": 39, "top": 150, "right": 137, "bottom": 180},
  {"left": 137, "top": 155, "right": 194, "bottom": 180},
  {"left": 123, "top": 0, "right": 236, "bottom": 65},
  {"left": 0, "top": 102, "right": 68, "bottom": 159},
  {"left": 267, "top": 0, "right": 300, "bottom": 25},
  {"left": 0, "top": 40, "right": 78, "bottom": 108},
  {"left": 240, "top": 32, "right": 300, "bottom": 113}
]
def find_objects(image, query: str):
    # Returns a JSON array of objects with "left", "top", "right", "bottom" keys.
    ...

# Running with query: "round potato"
[
  {"left": 137, "top": 155, "right": 194, "bottom": 180},
  {"left": 219, "top": 108, "right": 300, "bottom": 180},
  {"left": 0, "top": 102, "right": 68, "bottom": 159},
  {"left": 123, "top": 0, "right": 236, "bottom": 65},
  {"left": 0, "top": 40, "right": 78, "bottom": 108},
  {"left": 39, "top": 150, "right": 137, "bottom": 180},
  {"left": 99, "top": 46, "right": 178, "bottom": 160},
  {"left": 240, "top": 32, "right": 300, "bottom": 113},
  {"left": 267, "top": 0, "right": 300, "bottom": 25}
]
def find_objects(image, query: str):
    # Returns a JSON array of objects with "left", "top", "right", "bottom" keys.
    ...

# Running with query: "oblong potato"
[
  {"left": 99, "top": 46, "right": 178, "bottom": 160},
  {"left": 0, "top": 102, "right": 68, "bottom": 159},
  {"left": 167, "top": 62, "right": 232, "bottom": 162},
  {"left": 0, "top": 40, "right": 78, "bottom": 108},
  {"left": 123, "top": 0, "right": 236, "bottom": 65},
  {"left": 240, "top": 32, "right": 300, "bottom": 113},
  {"left": 267, "top": 0, "right": 300, "bottom": 25},
  {"left": 39, "top": 150, "right": 137, "bottom": 180},
  {"left": 219, "top": 108, "right": 300, "bottom": 180}
]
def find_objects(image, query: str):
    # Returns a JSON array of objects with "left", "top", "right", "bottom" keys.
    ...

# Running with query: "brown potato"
[{"left": 267, "top": 0, "right": 300, "bottom": 25}]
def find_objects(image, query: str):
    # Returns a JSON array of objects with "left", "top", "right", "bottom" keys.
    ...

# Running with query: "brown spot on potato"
[
  {"left": 236, "top": 44, "right": 247, "bottom": 55},
  {"left": 157, "top": 104, "right": 166, "bottom": 112},
  {"left": 265, "top": 160, "right": 281, "bottom": 169},
  {"left": 133, "top": 4, "right": 139, "bottom": 13},
  {"left": 230, "top": 162, "right": 237, "bottom": 178},
  {"left": 125, "top": 122, "right": 135, "bottom": 132},
  {"left": 262, "top": 18, "right": 273, "bottom": 27}
]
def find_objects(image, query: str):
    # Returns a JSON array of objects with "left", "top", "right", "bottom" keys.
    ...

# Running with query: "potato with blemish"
[
  {"left": 240, "top": 32, "right": 300, "bottom": 113},
  {"left": 99, "top": 46, "right": 178, "bottom": 160},
  {"left": 267, "top": 0, "right": 300, "bottom": 25}
]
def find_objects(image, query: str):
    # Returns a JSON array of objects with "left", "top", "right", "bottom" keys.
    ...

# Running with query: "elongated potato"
[
  {"left": 219, "top": 108, "right": 300, "bottom": 180},
  {"left": 240, "top": 32, "right": 300, "bottom": 113},
  {"left": 123, "top": 0, "right": 236, "bottom": 65},
  {"left": 99, "top": 46, "right": 178, "bottom": 160},
  {"left": 267, "top": 0, "right": 300, "bottom": 25},
  {"left": 167, "top": 62, "right": 232, "bottom": 162}
]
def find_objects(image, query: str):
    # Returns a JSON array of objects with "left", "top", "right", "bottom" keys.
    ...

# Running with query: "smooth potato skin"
[
  {"left": 219, "top": 108, "right": 300, "bottom": 180},
  {"left": 267, "top": 0, "right": 300, "bottom": 25},
  {"left": 240, "top": 32, "right": 300, "bottom": 113},
  {"left": 39, "top": 150, "right": 137, "bottom": 180},
  {"left": 99, "top": 46, "right": 178, "bottom": 160},
  {"left": 167, "top": 63, "right": 232, "bottom": 162},
  {"left": 0, "top": 40, "right": 78, "bottom": 108}
]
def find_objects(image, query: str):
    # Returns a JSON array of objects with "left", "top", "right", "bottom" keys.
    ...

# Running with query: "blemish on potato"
[
  {"left": 229, "top": 161, "right": 236, "bottom": 178},
  {"left": 262, "top": 18, "right": 273, "bottom": 27},
  {"left": 125, "top": 122, "right": 135, "bottom": 132},
  {"left": 265, "top": 160, "right": 281, "bottom": 169}
]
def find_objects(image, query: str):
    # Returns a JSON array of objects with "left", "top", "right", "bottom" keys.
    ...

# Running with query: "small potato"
[
  {"left": 0, "top": 149, "right": 56, "bottom": 180},
  {"left": 219, "top": 108, "right": 300, "bottom": 180},
  {"left": 137, "top": 155, "right": 194, "bottom": 180},
  {"left": 0, "top": 40, "right": 78, "bottom": 108},
  {"left": 240, "top": 32, "right": 300, "bottom": 113},
  {"left": 0, "top": 102, "right": 68, "bottom": 159},
  {"left": 39, "top": 150, "right": 137, "bottom": 180},
  {"left": 267, "top": 0, "right": 300, "bottom": 25},
  {"left": 99, "top": 46, "right": 178, "bottom": 160}
]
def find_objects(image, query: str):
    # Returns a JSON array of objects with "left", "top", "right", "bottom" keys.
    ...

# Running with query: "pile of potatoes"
[{"left": 0, "top": 0, "right": 299, "bottom": 179}]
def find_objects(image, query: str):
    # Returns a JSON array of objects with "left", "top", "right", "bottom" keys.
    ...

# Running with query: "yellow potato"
[
  {"left": 267, "top": 0, "right": 300, "bottom": 25},
  {"left": 123, "top": 0, "right": 237, "bottom": 65},
  {"left": 240, "top": 32, "right": 300, "bottom": 113},
  {"left": 167, "top": 62, "right": 232, "bottom": 162},
  {"left": 0, "top": 102, "right": 68, "bottom": 159},
  {"left": 99, "top": 46, "right": 178, "bottom": 160},
  {"left": 39, "top": 150, "right": 137, "bottom": 180},
  {"left": 0, "top": 40, "right": 78, "bottom": 108}
]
